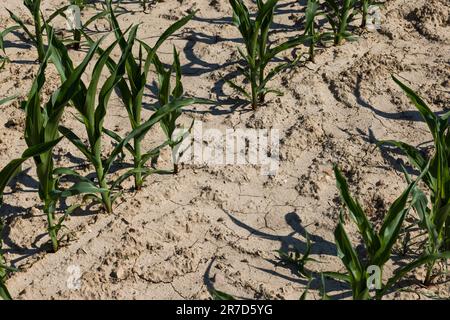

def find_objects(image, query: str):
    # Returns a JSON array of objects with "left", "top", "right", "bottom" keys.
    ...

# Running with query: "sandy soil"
[{"left": 0, "top": 0, "right": 449, "bottom": 300}]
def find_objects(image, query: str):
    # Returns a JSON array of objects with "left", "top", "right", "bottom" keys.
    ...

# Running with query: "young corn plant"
[
  {"left": 304, "top": 0, "right": 322, "bottom": 62},
  {"left": 228, "top": 0, "right": 308, "bottom": 109},
  {"left": 57, "top": 29, "right": 137, "bottom": 213},
  {"left": 68, "top": 0, "right": 84, "bottom": 49},
  {"left": 100, "top": 0, "right": 198, "bottom": 188},
  {"left": 0, "top": 32, "right": 100, "bottom": 252},
  {"left": 6, "top": 0, "right": 46, "bottom": 62},
  {"left": 323, "top": 0, "right": 358, "bottom": 46},
  {"left": 328, "top": 165, "right": 450, "bottom": 300},
  {"left": 359, "top": 1, "right": 382, "bottom": 28},
  {"left": 151, "top": 49, "right": 194, "bottom": 174},
  {"left": 48, "top": 0, "right": 110, "bottom": 50},
  {"left": 277, "top": 232, "right": 315, "bottom": 279},
  {"left": 54, "top": 24, "right": 191, "bottom": 210},
  {"left": 379, "top": 76, "right": 450, "bottom": 284}
]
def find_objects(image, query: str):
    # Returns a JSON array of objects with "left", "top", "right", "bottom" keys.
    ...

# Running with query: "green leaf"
[
  {"left": 265, "top": 35, "right": 309, "bottom": 63},
  {"left": 103, "top": 128, "right": 135, "bottom": 155},
  {"left": 52, "top": 181, "right": 108, "bottom": 199},
  {"left": 392, "top": 76, "right": 439, "bottom": 141},
  {"left": 334, "top": 220, "right": 364, "bottom": 287},
  {"left": 380, "top": 251, "right": 450, "bottom": 297},
  {"left": 210, "top": 288, "right": 236, "bottom": 300},
  {"left": 225, "top": 79, "right": 251, "bottom": 99},
  {"left": 334, "top": 165, "right": 380, "bottom": 257},
  {"left": 374, "top": 163, "right": 428, "bottom": 265},
  {"left": 0, "top": 95, "right": 18, "bottom": 106},
  {"left": 0, "top": 138, "right": 63, "bottom": 204},
  {"left": 59, "top": 126, "right": 94, "bottom": 164},
  {"left": 0, "top": 25, "right": 20, "bottom": 54},
  {"left": 104, "top": 98, "right": 198, "bottom": 174}
]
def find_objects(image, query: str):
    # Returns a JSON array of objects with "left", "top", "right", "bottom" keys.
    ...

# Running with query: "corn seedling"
[
  {"left": 379, "top": 76, "right": 450, "bottom": 284},
  {"left": 228, "top": 0, "right": 308, "bottom": 109},
  {"left": 304, "top": 0, "right": 322, "bottom": 62},
  {"left": 359, "top": 1, "right": 382, "bottom": 28},
  {"left": 48, "top": 0, "right": 111, "bottom": 50},
  {"left": 56, "top": 28, "right": 137, "bottom": 213},
  {"left": 53, "top": 24, "right": 191, "bottom": 210},
  {"left": 277, "top": 232, "right": 316, "bottom": 279},
  {"left": 101, "top": 1, "right": 198, "bottom": 188},
  {"left": 6, "top": 0, "right": 46, "bottom": 62},
  {"left": 323, "top": 0, "right": 358, "bottom": 46},
  {"left": 0, "top": 31, "right": 100, "bottom": 252},
  {"left": 151, "top": 49, "right": 201, "bottom": 174},
  {"left": 328, "top": 165, "right": 450, "bottom": 300}
]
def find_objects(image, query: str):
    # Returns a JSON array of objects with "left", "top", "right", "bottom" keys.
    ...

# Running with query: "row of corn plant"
[
  {"left": 248, "top": 79, "right": 450, "bottom": 299},
  {"left": 303, "top": 0, "right": 382, "bottom": 61},
  {"left": 227, "top": 0, "right": 309, "bottom": 109},
  {"left": 0, "top": 0, "right": 201, "bottom": 254},
  {"left": 51, "top": 25, "right": 192, "bottom": 213},
  {"left": 379, "top": 76, "right": 450, "bottom": 285},
  {"left": 0, "top": 29, "right": 102, "bottom": 252}
]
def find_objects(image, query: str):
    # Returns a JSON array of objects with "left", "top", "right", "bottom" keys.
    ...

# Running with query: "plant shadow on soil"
[
  {"left": 203, "top": 210, "right": 353, "bottom": 299},
  {"left": 355, "top": 127, "right": 427, "bottom": 176},
  {"left": 354, "top": 75, "right": 447, "bottom": 122}
]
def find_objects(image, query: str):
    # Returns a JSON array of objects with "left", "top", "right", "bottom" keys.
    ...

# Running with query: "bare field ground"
[{"left": 0, "top": 0, "right": 449, "bottom": 299}]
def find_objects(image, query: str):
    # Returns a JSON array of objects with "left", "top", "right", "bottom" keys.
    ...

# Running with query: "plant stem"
[
  {"left": 444, "top": 217, "right": 450, "bottom": 251},
  {"left": 45, "top": 200, "right": 58, "bottom": 253},
  {"left": 73, "top": 29, "right": 81, "bottom": 50},
  {"left": 251, "top": 70, "right": 258, "bottom": 109},
  {"left": 133, "top": 101, "right": 143, "bottom": 190},
  {"left": 172, "top": 146, "right": 179, "bottom": 174},
  {"left": 36, "top": 153, "right": 59, "bottom": 252},
  {"left": 33, "top": 6, "right": 45, "bottom": 63},
  {"left": 94, "top": 157, "right": 112, "bottom": 213},
  {"left": 309, "top": 43, "right": 315, "bottom": 62},
  {"left": 361, "top": 1, "right": 369, "bottom": 28},
  {"left": 134, "top": 138, "right": 143, "bottom": 190},
  {"left": 335, "top": 0, "right": 352, "bottom": 46},
  {"left": 100, "top": 183, "right": 112, "bottom": 213},
  {"left": 424, "top": 262, "right": 434, "bottom": 286}
]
